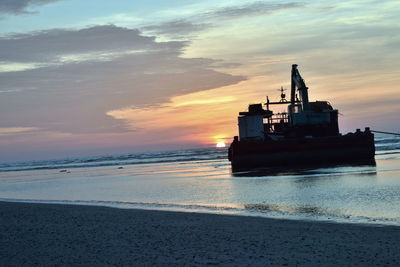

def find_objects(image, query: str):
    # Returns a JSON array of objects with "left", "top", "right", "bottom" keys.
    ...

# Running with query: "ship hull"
[{"left": 229, "top": 131, "right": 375, "bottom": 170}]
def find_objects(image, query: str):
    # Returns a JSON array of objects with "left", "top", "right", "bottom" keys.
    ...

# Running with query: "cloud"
[
  {"left": 141, "top": 2, "right": 305, "bottom": 38},
  {"left": 0, "top": 127, "right": 39, "bottom": 135},
  {"left": 142, "top": 19, "right": 210, "bottom": 38},
  {"left": 106, "top": 75, "right": 278, "bottom": 146},
  {"left": 0, "top": 0, "right": 61, "bottom": 15},
  {"left": 0, "top": 25, "right": 244, "bottom": 137},
  {"left": 204, "top": 2, "right": 305, "bottom": 20},
  {"left": 0, "top": 25, "right": 174, "bottom": 63}
]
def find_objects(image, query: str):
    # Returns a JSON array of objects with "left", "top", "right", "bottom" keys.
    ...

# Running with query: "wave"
[
  {"left": 374, "top": 136, "right": 400, "bottom": 145},
  {"left": 375, "top": 144, "right": 400, "bottom": 151},
  {"left": 1, "top": 135, "right": 399, "bottom": 173},
  {"left": 0, "top": 147, "right": 228, "bottom": 172}
]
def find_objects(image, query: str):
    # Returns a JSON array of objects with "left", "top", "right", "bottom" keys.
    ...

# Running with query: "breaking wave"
[
  {"left": 0, "top": 147, "right": 228, "bottom": 172},
  {"left": 0, "top": 134, "right": 397, "bottom": 172}
]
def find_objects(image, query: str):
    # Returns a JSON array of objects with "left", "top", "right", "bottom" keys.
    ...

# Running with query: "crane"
[{"left": 290, "top": 64, "right": 309, "bottom": 110}]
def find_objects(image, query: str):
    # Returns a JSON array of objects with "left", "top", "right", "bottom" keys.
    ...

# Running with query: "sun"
[{"left": 216, "top": 142, "right": 226, "bottom": 148}]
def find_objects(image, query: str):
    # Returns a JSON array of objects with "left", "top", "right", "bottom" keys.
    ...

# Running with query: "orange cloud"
[
  {"left": 107, "top": 76, "right": 282, "bottom": 146},
  {"left": 107, "top": 68, "right": 400, "bottom": 147}
]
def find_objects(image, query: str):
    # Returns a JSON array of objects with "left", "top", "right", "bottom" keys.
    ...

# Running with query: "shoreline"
[
  {"left": 1, "top": 201, "right": 399, "bottom": 266},
  {"left": 2, "top": 198, "right": 399, "bottom": 227}
]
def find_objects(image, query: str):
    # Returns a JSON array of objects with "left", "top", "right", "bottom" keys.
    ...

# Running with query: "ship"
[{"left": 228, "top": 64, "right": 375, "bottom": 170}]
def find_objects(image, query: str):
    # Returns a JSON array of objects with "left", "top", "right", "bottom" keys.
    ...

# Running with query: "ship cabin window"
[{"left": 290, "top": 104, "right": 302, "bottom": 114}]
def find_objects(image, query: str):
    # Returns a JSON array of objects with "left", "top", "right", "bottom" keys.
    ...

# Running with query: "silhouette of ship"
[{"left": 228, "top": 64, "right": 375, "bottom": 170}]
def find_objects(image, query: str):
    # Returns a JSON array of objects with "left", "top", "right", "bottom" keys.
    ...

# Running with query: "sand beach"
[{"left": 1, "top": 201, "right": 399, "bottom": 266}]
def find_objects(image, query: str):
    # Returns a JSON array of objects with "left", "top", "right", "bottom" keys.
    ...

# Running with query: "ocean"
[{"left": 1, "top": 134, "right": 399, "bottom": 226}]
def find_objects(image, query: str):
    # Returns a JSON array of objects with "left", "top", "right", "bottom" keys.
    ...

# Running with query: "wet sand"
[{"left": 1, "top": 201, "right": 399, "bottom": 266}]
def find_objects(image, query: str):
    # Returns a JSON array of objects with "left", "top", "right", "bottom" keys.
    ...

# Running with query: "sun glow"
[
  {"left": 216, "top": 142, "right": 226, "bottom": 148},
  {"left": 106, "top": 77, "right": 277, "bottom": 146}
]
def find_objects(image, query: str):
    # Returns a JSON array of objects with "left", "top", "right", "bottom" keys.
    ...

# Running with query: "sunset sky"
[{"left": 0, "top": 0, "right": 399, "bottom": 162}]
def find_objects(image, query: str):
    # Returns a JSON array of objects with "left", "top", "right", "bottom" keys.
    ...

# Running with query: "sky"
[{"left": 0, "top": 0, "right": 399, "bottom": 162}]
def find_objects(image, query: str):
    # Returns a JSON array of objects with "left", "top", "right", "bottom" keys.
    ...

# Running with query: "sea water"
[{"left": 0, "top": 134, "right": 399, "bottom": 225}]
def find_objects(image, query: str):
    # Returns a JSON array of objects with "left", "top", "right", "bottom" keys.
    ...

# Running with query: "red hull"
[{"left": 228, "top": 131, "right": 375, "bottom": 170}]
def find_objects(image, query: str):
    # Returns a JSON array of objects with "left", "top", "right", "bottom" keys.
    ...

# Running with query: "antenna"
[{"left": 277, "top": 86, "right": 288, "bottom": 102}]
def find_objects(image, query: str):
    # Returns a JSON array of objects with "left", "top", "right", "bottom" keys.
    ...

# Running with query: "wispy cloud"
[
  {"left": 0, "top": 127, "right": 39, "bottom": 135},
  {"left": 204, "top": 2, "right": 305, "bottom": 20},
  {"left": 142, "top": 19, "right": 210, "bottom": 38},
  {"left": 0, "top": 0, "right": 62, "bottom": 15},
  {"left": 142, "top": 2, "right": 305, "bottom": 38}
]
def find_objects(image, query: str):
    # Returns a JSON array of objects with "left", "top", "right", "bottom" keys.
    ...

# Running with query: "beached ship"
[{"left": 228, "top": 64, "right": 375, "bottom": 170}]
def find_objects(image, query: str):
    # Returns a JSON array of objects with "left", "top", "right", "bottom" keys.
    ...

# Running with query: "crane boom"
[{"left": 291, "top": 64, "right": 309, "bottom": 110}]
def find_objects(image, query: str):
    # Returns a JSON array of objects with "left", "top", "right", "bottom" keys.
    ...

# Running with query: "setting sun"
[{"left": 216, "top": 142, "right": 226, "bottom": 148}]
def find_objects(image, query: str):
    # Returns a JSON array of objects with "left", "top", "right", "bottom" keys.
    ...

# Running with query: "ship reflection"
[{"left": 231, "top": 160, "right": 376, "bottom": 177}]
